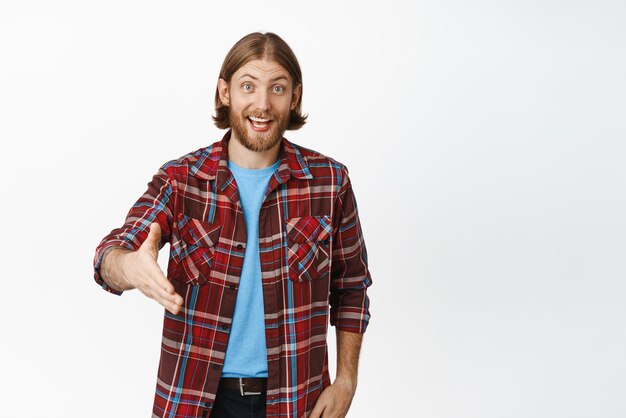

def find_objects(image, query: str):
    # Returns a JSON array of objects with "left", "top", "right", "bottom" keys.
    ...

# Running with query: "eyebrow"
[{"left": 238, "top": 73, "right": 289, "bottom": 83}]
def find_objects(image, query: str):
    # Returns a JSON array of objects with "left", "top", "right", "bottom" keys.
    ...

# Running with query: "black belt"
[{"left": 219, "top": 377, "right": 267, "bottom": 396}]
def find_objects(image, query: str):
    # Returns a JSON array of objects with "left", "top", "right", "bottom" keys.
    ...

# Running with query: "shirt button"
[
  {"left": 220, "top": 323, "right": 229, "bottom": 330},
  {"left": 236, "top": 244, "right": 243, "bottom": 250},
  {"left": 229, "top": 284, "right": 237, "bottom": 290}
]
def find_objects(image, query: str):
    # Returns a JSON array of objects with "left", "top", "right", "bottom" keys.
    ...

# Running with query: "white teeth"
[{"left": 249, "top": 116, "right": 270, "bottom": 123}]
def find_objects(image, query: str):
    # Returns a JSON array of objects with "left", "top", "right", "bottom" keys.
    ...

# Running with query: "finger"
[
  {"left": 148, "top": 266, "right": 175, "bottom": 294},
  {"left": 153, "top": 281, "right": 179, "bottom": 302},
  {"left": 140, "top": 222, "right": 162, "bottom": 256},
  {"left": 147, "top": 267, "right": 184, "bottom": 308},
  {"left": 308, "top": 403, "right": 325, "bottom": 418},
  {"left": 154, "top": 291, "right": 184, "bottom": 315},
  {"left": 140, "top": 275, "right": 182, "bottom": 312},
  {"left": 145, "top": 267, "right": 182, "bottom": 302},
  {"left": 154, "top": 284, "right": 184, "bottom": 309}
]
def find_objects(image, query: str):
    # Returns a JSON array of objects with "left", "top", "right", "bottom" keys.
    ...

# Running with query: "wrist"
[
  {"left": 102, "top": 247, "right": 134, "bottom": 291},
  {"left": 333, "top": 375, "right": 357, "bottom": 392}
]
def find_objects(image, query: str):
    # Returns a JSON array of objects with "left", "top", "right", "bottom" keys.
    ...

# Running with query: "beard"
[{"left": 229, "top": 108, "right": 290, "bottom": 152}]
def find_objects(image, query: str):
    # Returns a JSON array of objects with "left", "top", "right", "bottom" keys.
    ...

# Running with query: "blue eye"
[
  {"left": 273, "top": 85, "right": 285, "bottom": 94},
  {"left": 242, "top": 83, "right": 253, "bottom": 92}
]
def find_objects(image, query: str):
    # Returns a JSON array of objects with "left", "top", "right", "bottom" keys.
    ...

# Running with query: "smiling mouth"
[{"left": 247, "top": 116, "right": 272, "bottom": 131}]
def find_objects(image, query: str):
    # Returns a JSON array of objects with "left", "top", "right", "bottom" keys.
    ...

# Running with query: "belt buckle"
[{"left": 239, "top": 378, "right": 262, "bottom": 396}]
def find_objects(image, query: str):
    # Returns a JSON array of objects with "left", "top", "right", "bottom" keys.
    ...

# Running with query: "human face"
[{"left": 218, "top": 59, "right": 301, "bottom": 152}]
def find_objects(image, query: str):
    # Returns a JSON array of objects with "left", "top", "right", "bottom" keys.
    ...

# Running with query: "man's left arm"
[
  {"left": 309, "top": 330, "right": 363, "bottom": 418},
  {"left": 310, "top": 169, "right": 372, "bottom": 418}
]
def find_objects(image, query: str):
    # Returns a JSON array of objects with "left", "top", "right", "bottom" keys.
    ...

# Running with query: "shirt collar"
[{"left": 190, "top": 130, "right": 313, "bottom": 185}]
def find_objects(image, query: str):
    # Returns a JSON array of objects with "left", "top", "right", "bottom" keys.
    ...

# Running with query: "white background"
[{"left": 1, "top": 0, "right": 625, "bottom": 417}]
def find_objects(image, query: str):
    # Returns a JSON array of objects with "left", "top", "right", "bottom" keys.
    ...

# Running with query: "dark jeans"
[{"left": 209, "top": 381, "right": 267, "bottom": 418}]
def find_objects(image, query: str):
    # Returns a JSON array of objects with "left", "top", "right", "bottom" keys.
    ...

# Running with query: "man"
[{"left": 94, "top": 32, "right": 372, "bottom": 418}]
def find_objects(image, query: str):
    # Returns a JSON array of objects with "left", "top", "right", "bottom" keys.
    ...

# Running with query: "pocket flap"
[
  {"left": 179, "top": 214, "right": 221, "bottom": 247},
  {"left": 286, "top": 215, "right": 332, "bottom": 243}
]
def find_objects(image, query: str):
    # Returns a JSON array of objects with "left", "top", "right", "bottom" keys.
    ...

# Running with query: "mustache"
[{"left": 245, "top": 112, "right": 274, "bottom": 119}]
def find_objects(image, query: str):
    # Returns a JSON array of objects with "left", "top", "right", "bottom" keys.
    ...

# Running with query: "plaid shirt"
[{"left": 93, "top": 131, "right": 372, "bottom": 418}]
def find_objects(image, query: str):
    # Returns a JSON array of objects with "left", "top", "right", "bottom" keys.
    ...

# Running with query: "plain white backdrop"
[{"left": 1, "top": 0, "right": 625, "bottom": 417}]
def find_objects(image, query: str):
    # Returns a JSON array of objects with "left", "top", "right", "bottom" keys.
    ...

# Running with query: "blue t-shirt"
[{"left": 221, "top": 159, "right": 279, "bottom": 378}]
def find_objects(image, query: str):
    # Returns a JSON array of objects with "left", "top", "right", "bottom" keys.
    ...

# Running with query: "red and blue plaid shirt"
[{"left": 93, "top": 131, "right": 372, "bottom": 417}]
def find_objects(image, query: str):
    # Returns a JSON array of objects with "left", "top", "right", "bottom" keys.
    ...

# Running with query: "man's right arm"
[{"left": 100, "top": 223, "right": 183, "bottom": 314}]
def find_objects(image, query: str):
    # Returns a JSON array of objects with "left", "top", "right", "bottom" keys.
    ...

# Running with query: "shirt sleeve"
[
  {"left": 329, "top": 169, "right": 372, "bottom": 333},
  {"left": 93, "top": 167, "right": 175, "bottom": 295}
]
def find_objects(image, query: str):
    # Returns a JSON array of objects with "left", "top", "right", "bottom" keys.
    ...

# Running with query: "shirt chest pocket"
[
  {"left": 170, "top": 214, "right": 221, "bottom": 286},
  {"left": 286, "top": 215, "right": 332, "bottom": 282}
]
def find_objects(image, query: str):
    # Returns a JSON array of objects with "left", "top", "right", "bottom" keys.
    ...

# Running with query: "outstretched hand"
[{"left": 121, "top": 222, "right": 183, "bottom": 315}]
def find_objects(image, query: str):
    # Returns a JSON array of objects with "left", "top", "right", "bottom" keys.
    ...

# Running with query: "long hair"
[{"left": 212, "top": 32, "right": 307, "bottom": 130}]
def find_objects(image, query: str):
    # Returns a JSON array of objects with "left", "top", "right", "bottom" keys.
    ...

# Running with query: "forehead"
[{"left": 231, "top": 59, "right": 292, "bottom": 83}]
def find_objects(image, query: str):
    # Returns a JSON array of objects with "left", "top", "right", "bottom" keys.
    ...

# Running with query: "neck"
[{"left": 228, "top": 134, "right": 282, "bottom": 169}]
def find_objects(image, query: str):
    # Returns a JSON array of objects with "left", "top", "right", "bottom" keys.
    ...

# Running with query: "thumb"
[{"left": 140, "top": 222, "right": 162, "bottom": 257}]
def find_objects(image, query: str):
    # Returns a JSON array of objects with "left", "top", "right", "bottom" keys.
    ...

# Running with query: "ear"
[
  {"left": 218, "top": 78, "right": 230, "bottom": 106},
  {"left": 290, "top": 83, "right": 302, "bottom": 111}
]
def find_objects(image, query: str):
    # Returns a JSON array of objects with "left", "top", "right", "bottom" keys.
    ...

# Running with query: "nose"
[{"left": 253, "top": 90, "right": 271, "bottom": 112}]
